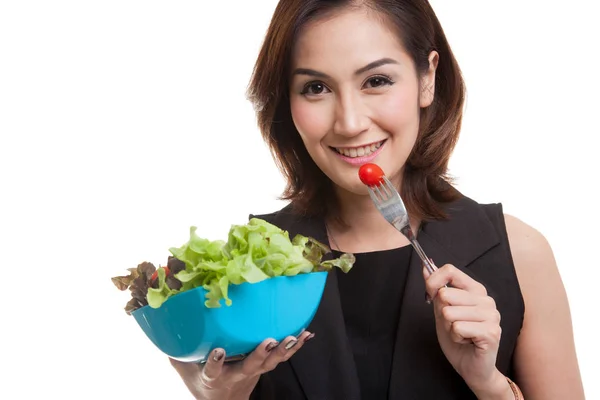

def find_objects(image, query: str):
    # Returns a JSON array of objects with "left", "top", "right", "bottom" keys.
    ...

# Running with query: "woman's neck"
[{"left": 326, "top": 185, "right": 420, "bottom": 253}]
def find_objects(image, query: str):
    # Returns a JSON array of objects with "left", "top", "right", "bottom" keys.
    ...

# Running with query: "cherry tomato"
[
  {"left": 151, "top": 266, "right": 170, "bottom": 282},
  {"left": 358, "top": 163, "right": 385, "bottom": 186}
]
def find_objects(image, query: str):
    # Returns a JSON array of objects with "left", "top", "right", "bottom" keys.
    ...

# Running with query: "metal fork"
[{"left": 366, "top": 176, "right": 438, "bottom": 275}]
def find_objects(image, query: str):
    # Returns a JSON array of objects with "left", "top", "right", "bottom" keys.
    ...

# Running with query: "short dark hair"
[{"left": 246, "top": 0, "right": 465, "bottom": 221}]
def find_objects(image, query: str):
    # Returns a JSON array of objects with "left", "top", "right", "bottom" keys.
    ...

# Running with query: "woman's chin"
[{"left": 332, "top": 179, "right": 371, "bottom": 197}]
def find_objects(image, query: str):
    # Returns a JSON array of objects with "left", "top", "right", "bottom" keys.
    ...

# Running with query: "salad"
[{"left": 112, "top": 218, "right": 355, "bottom": 315}]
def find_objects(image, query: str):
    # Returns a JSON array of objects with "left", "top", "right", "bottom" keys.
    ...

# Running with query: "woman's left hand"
[{"left": 424, "top": 263, "right": 511, "bottom": 398}]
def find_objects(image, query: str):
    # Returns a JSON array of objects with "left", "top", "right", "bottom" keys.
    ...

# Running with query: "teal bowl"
[{"left": 131, "top": 272, "right": 327, "bottom": 363}]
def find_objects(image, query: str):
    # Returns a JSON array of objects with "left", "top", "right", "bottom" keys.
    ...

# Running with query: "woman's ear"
[{"left": 420, "top": 50, "right": 439, "bottom": 108}]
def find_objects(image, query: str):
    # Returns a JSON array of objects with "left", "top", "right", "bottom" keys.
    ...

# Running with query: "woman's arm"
[{"left": 505, "top": 214, "right": 585, "bottom": 399}]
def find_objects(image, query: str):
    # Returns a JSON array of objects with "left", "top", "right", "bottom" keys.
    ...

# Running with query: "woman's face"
[{"left": 290, "top": 8, "right": 437, "bottom": 195}]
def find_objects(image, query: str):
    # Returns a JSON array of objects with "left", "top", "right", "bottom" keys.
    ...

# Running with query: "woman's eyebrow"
[
  {"left": 292, "top": 57, "right": 399, "bottom": 79},
  {"left": 354, "top": 57, "right": 399, "bottom": 75}
]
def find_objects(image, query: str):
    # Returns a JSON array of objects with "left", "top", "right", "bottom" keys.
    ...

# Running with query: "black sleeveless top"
[
  {"left": 250, "top": 195, "right": 525, "bottom": 400},
  {"left": 334, "top": 246, "right": 412, "bottom": 399}
]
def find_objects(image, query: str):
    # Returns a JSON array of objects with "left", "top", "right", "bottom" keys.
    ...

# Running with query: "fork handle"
[
  {"left": 410, "top": 238, "right": 450, "bottom": 289},
  {"left": 409, "top": 238, "right": 437, "bottom": 275}
]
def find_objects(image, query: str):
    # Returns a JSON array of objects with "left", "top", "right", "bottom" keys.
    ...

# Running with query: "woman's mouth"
[
  {"left": 331, "top": 140, "right": 385, "bottom": 158},
  {"left": 329, "top": 140, "right": 387, "bottom": 165}
]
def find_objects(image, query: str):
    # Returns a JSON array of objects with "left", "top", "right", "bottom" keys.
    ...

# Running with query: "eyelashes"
[
  {"left": 363, "top": 75, "right": 395, "bottom": 89},
  {"left": 301, "top": 81, "right": 329, "bottom": 96},
  {"left": 300, "top": 74, "right": 395, "bottom": 97}
]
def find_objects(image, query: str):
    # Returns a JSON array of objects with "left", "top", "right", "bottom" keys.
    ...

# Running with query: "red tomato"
[
  {"left": 151, "top": 266, "right": 170, "bottom": 282},
  {"left": 358, "top": 163, "right": 385, "bottom": 186}
]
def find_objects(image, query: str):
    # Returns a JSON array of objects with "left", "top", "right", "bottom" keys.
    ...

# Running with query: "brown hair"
[{"left": 246, "top": 0, "right": 465, "bottom": 221}]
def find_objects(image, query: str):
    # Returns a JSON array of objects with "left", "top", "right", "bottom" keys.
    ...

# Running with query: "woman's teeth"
[{"left": 335, "top": 141, "right": 383, "bottom": 158}]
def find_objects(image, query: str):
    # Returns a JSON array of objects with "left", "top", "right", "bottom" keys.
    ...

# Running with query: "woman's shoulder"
[
  {"left": 503, "top": 214, "right": 552, "bottom": 258},
  {"left": 467, "top": 196, "right": 565, "bottom": 327},
  {"left": 446, "top": 193, "right": 554, "bottom": 265},
  {"left": 458, "top": 187, "right": 556, "bottom": 277},
  {"left": 502, "top": 213, "right": 559, "bottom": 288},
  {"left": 249, "top": 202, "right": 298, "bottom": 227}
]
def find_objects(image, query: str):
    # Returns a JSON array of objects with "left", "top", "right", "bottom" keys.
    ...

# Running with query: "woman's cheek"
[
  {"left": 375, "top": 90, "right": 419, "bottom": 129},
  {"left": 291, "top": 99, "right": 331, "bottom": 141}
]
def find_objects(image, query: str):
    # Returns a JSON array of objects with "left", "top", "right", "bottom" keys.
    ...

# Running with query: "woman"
[{"left": 170, "top": 0, "right": 584, "bottom": 398}]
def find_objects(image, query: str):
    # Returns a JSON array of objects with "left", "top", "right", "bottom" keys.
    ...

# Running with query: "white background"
[{"left": 1, "top": 1, "right": 598, "bottom": 398}]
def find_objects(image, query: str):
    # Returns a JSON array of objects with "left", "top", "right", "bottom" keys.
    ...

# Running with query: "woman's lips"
[{"left": 331, "top": 140, "right": 386, "bottom": 165}]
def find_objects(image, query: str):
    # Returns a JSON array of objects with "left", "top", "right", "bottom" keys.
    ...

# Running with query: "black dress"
[
  {"left": 250, "top": 195, "right": 525, "bottom": 399},
  {"left": 334, "top": 246, "right": 412, "bottom": 400}
]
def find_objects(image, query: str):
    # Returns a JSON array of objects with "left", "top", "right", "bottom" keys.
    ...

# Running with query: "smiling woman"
[
  {"left": 287, "top": 6, "right": 446, "bottom": 221},
  {"left": 168, "top": 1, "right": 585, "bottom": 399},
  {"left": 249, "top": 1, "right": 464, "bottom": 224}
]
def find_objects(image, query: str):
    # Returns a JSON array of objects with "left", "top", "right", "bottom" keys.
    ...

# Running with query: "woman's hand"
[
  {"left": 170, "top": 331, "right": 314, "bottom": 400},
  {"left": 424, "top": 264, "right": 513, "bottom": 399}
]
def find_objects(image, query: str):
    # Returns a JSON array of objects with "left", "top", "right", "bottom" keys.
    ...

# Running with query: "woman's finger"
[
  {"left": 201, "top": 348, "right": 226, "bottom": 383},
  {"left": 435, "top": 286, "right": 475, "bottom": 306},
  {"left": 425, "top": 264, "right": 487, "bottom": 299},
  {"left": 450, "top": 321, "right": 502, "bottom": 349},
  {"left": 262, "top": 331, "right": 313, "bottom": 371},
  {"left": 441, "top": 305, "right": 498, "bottom": 324},
  {"left": 238, "top": 338, "right": 280, "bottom": 376},
  {"left": 287, "top": 330, "right": 314, "bottom": 359},
  {"left": 433, "top": 287, "right": 499, "bottom": 324},
  {"left": 435, "top": 286, "right": 495, "bottom": 307}
]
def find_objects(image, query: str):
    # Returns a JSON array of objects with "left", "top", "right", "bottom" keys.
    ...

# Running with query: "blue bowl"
[{"left": 132, "top": 271, "right": 327, "bottom": 363}]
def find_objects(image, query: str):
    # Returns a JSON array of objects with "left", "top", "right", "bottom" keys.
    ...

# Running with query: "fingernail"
[
  {"left": 213, "top": 349, "right": 224, "bottom": 362},
  {"left": 224, "top": 354, "right": 247, "bottom": 363},
  {"left": 285, "top": 339, "right": 298, "bottom": 350},
  {"left": 265, "top": 341, "right": 279, "bottom": 352},
  {"left": 303, "top": 333, "right": 315, "bottom": 343}
]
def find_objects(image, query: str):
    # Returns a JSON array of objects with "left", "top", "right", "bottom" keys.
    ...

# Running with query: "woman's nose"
[{"left": 333, "top": 93, "right": 370, "bottom": 137}]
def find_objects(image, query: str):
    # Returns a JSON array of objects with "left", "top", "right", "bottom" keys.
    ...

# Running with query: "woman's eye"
[
  {"left": 301, "top": 82, "right": 329, "bottom": 95},
  {"left": 364, "top": 76, "right": 394, "bottom": 89}
]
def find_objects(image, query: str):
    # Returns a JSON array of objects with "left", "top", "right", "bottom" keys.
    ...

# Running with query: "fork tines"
[{"left": 369, "top": 177, "right": 395, "bottom": 203}]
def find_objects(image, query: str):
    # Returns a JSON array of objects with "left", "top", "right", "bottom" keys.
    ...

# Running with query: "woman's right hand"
[{"left": 170, "top": 330, "right": 315, "bottom": 400}]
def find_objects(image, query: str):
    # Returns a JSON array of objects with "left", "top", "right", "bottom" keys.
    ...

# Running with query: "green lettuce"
[{"left": 155, "top": 218, "right": 355, "bottom": 309}]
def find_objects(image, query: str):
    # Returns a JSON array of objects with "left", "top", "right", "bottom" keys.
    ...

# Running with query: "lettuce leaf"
[
  {"left": 113, "top": 218, "right": 355, "bottom": 313},
  {"left": 167, "top": 218, "right": 354, "bottom": 309}
]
